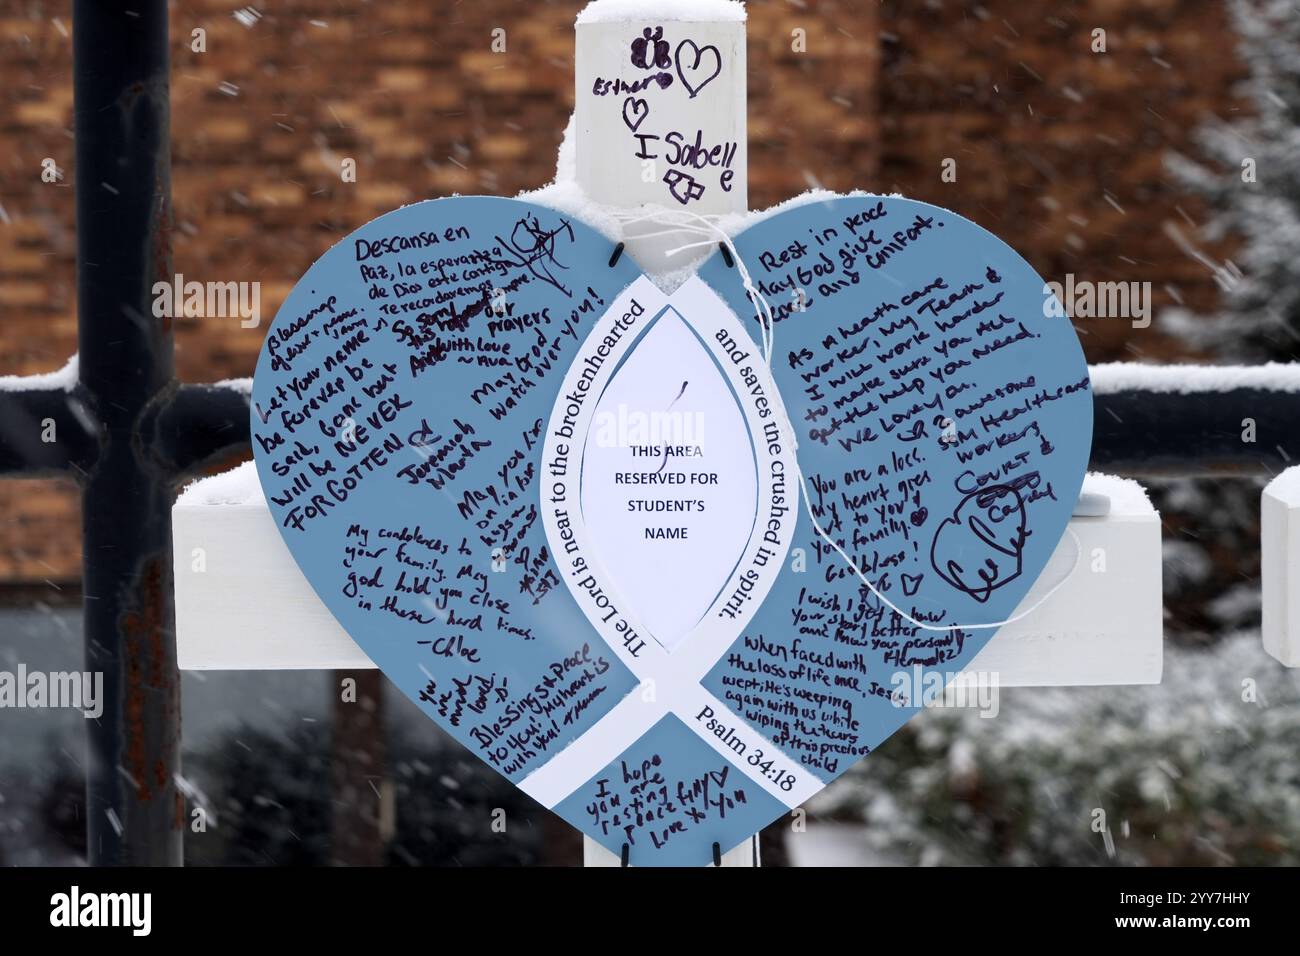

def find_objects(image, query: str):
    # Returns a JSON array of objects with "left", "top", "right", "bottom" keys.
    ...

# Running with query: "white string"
[
  {"left": 612, "top": 208, "right": 776, "bottom": 362},
  {"left": 606, "top": 206, "right": 1082, "bottom": 633}
]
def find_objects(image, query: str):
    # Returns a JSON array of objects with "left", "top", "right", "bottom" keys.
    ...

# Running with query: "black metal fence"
[
  {"left": 0, "top": 1, "right": 1291, "bottom": 866},
  {"left": 0, "top": 2, "right": 246, "bottom": 865}
]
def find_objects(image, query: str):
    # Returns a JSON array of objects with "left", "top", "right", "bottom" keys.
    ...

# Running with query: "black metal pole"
[{"left": 73, "top": 0, "right": 181, "bottom": 865}]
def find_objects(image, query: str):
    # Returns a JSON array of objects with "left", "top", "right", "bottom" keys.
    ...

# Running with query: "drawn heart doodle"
[
  {"left": 674, "top": 39, "right": 722, "bottom": 99},
  {"left": 622, "top": 96, "right": 649, "bottom": 133},
  {"left": 250, "top": 194, "right": 1092, "bottom": 866}
]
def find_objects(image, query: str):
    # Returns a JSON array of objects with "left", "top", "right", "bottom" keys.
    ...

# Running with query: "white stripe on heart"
[{"left": 523, "top": 276, "right": 822, "bottom": 810}]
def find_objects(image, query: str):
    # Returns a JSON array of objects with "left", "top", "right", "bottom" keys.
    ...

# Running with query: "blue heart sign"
[{"left": 250, "top": 195, "right": 1092, "bottom": 866}]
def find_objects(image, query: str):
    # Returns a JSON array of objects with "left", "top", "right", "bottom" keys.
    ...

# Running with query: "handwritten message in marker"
[
  {"left": 251, "top": 194, "right": 1091, "bottom": 866},
  {"left": 697, "top": 195, "right": 1092, "bottom": 783},
  {"left": 576, "top": 17, "right": 747, "bottom": 210},
  {"left": 252, "top": 198, "right": 647, "bottom": 783}
]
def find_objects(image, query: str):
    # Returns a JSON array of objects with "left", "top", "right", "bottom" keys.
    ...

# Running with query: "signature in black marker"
[
  {"left": 929, "top": 484, "right": 1027, "bottom": 604},
  {"left": 495, "top": 215, "right": 576, "bottom": 296}
]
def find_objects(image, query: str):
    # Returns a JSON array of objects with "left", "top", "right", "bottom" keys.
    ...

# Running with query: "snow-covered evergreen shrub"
[
  {"left": 1164, "top": 0, "right": 1300, "bottom": 358},
  {"left": 808, "top": 636, "right": 1300, "bottom": 865}
]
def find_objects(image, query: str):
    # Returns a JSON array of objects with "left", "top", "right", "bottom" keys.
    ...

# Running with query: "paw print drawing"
[{"left": 631, "top": 26, "right": 672, "bottom": 70}]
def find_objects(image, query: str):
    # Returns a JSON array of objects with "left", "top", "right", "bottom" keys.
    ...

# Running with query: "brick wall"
[
  {"left": 877, "top": 0, "right": 1239, "bottom": 358},
  {"left": 0, "top": 0, "right": 1237, "bottom": 582}
]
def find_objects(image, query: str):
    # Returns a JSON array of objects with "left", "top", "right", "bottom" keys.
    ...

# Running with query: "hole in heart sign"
[{"left": 578, "top": 308, "right": 758, "bottom": 651}]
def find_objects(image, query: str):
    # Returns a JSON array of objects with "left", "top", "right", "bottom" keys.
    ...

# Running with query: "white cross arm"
[
  {"left": 1262, "top": 466, "right": 1300, "bottom": 666},
  {"left": 172, "top": 469, "right": 1163, "bottom": 686}
]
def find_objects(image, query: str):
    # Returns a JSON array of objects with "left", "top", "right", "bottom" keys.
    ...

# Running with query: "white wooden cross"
[
  {"left": 1262, "top": 467, "right": 1300, "bottom": 667},
  {"left": 172, "top": 1, "right": 1164, "bottom": 867}
]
